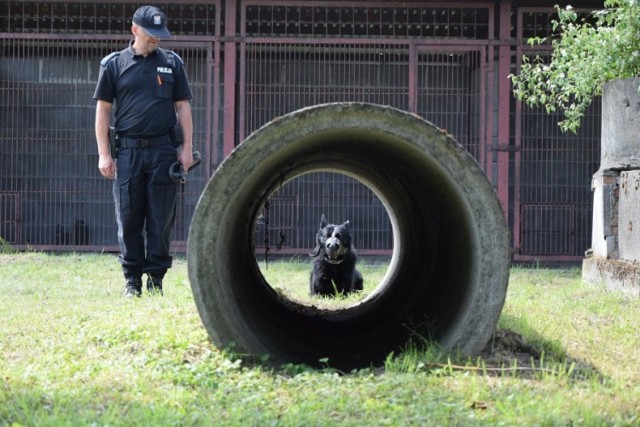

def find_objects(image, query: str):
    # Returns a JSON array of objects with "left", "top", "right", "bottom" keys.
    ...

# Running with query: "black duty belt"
[{"left": 118, "top": 134, "right": 171, "bottom": 148}]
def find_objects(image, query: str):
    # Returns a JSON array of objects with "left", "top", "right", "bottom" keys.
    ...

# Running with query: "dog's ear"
[
  {"left": 342, "top": 220, "right": 350, "bottom": 230},
  {"left": 320, "top": 214, "right": 327, "bottom": 229}
]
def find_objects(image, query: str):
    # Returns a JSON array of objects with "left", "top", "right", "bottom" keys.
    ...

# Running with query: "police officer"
[{"left": 94, "top": 5, "right": 194, "bottom": 297}]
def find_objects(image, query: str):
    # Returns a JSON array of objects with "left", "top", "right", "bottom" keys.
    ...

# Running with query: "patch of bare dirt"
[{"left": 479, "top": 328, "right": 542, "bottom": 368}]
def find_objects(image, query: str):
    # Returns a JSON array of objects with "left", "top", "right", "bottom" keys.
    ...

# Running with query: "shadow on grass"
[
  {"left": 237, "top": 309, "right": 604, "bottom": 381},
  {"left": 477, "top": 313, "right": 604, "bottom": 381},
  {"left": 231, "top": 316, "right": 605, "bottom": 382}
]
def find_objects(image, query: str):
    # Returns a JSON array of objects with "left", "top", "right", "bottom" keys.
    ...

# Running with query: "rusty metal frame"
[
  {"left": 0, "top": 0, "right": 603, "bottom": 262},
  {"left": 512, "top": 6, "right": 600, "bottom": 262},
  {"left": 235, "top": 1, "right": 499, "bottom": 257},
  {"left": 0, "top": 0, "right": 223, "bottom": 252}
]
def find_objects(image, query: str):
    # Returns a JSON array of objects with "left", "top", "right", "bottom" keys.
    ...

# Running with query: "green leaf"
[{"left": 511, "top": 0, "right": 640, "bottom": 132}]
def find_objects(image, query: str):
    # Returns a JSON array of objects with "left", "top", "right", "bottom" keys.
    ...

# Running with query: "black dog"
[{"left": 309, "top": 215, "right": 363, "bottom": 296}]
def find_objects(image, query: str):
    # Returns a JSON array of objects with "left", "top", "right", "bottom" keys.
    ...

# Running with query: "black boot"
[
  {"left": 146, "top": 274, "right": 163, "bottom": 295},
  {"left": 123, "top": 276, "right": 142, "bottom": 298}
]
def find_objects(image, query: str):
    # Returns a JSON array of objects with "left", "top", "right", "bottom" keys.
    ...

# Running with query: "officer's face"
[{"left": 132, "top": 25, "right": 160, "bottom": 55}]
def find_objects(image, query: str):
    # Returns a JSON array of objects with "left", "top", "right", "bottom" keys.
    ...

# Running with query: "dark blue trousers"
[{"left": 113, "top": 141, "right": 178, "bottom": 279}]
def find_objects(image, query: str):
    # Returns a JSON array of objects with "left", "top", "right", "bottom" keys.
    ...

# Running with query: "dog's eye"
[{"left": 334, "top": 233, "right": 341, "bottom": 239}]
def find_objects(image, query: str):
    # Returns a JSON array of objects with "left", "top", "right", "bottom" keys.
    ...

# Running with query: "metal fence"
[
  {"left": 513, "top": 7, "right": 601, "bottom": 261},
  {"left": 0, "top": 35, "right": 217, "bottom": 251},
  {"left": 0, "top": 1, "right": 602, "bottom": 261}
]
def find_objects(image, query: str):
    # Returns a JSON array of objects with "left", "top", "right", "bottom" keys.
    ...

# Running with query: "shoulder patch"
[{"left": 100, "top": 51, "right": 120, "bottom": 67}]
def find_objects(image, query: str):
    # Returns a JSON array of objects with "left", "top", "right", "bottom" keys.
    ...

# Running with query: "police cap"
[{"left": 132, "top": 5, "right": 171, "bottom": 38}]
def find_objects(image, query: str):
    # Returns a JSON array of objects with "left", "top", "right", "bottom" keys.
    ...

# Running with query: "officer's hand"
[
  {"left": 178, "top": 146, "right": 193, "bottom": 173},
  {"left": 99, "top": 154, "right": 116, "bottom": 180}
]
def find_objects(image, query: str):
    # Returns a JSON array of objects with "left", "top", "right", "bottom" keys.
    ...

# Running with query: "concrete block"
[
  {"left": 619, "top": 170, "right": 640, "bottom": 262},
  {"left": 582, "top": 256, "right": 640, "bottom": 297}
]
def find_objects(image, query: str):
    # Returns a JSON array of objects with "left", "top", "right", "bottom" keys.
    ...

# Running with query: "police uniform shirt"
[{"left": 93, "top": 42, "right": 193, "bottom": 138}]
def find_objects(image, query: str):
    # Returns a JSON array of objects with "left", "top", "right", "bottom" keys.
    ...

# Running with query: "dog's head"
[{"left": 310, "top": 214, "right": 353, "bottom": 264}]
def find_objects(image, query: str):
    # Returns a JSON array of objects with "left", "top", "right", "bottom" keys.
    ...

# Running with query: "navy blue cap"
[{"left": 132, "top": 6, "right": 171, "bottom": 38}]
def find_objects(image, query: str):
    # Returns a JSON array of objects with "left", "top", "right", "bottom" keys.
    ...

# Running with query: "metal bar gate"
[
  {"left": 0, "top": 1, "right": 222, "bottom": 252},
  {"left": 512, "top": 7, "right": 600, "bottom": 262},
  {"left": 0, "top": 1, "right": 603, "bottom": 261},
  {"left": 239, "top": 1, "right": 496, "bottom": 256}
]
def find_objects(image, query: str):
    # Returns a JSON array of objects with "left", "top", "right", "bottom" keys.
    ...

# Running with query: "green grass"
[
  {"left": 258, "top": 256, "right": 388, "bottom": 308},
  {"left": 1, "top": 253, "right": 640, "bottom": 426}
]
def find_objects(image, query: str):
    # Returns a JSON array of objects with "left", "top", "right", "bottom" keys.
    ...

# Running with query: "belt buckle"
[{"left": 139, "top": 138, "right": 151, "bottom": 148}]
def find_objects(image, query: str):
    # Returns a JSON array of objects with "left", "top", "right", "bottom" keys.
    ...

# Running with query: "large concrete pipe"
[{"left": 188, "top": 103, "right": 510, "bottom": 370}]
